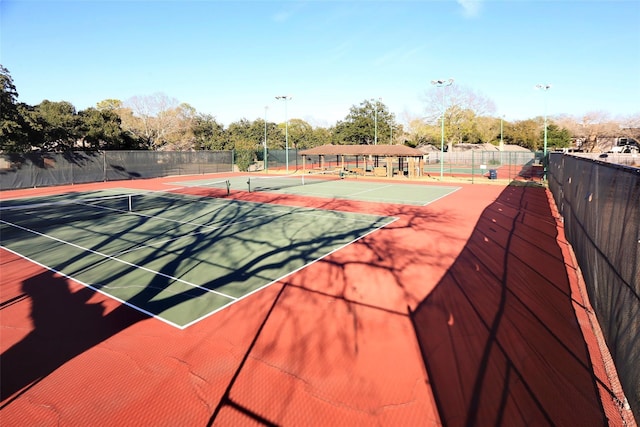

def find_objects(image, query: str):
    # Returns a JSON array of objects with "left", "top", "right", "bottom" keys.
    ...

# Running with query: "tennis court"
[
  {"left": 0, "top": 189, "right": 395, "bottom": 328},
  {"left": 1, "top": 172, "right": 629, "bottom": 426},
  {"left": 172, "top": 173, "right": 461, "bottom": 205}
]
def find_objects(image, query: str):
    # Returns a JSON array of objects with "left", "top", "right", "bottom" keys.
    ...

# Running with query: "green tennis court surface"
[
  {"left": 0, "top": 190, "right": 396, "bottom": 328},
  {"left": 172, "top": 174, "right": 460, "bottom": 205}
]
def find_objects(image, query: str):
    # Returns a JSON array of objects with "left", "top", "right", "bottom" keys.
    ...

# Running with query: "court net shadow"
[{"left": 410, "top": 184, "right": 611, "bottom": 426}]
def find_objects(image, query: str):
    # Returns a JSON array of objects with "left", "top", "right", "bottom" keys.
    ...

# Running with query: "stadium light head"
[
  {"left": 431, "top": 79, "right": 454, "bottom": 87},
  {"left": 431, "top": 77, "right": 454, "bottom": 181},
  {"left": 274, "top": 95, "right": 292, "bottom": 172}
]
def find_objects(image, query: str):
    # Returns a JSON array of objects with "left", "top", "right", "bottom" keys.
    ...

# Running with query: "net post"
[
  {"left": 128, "top": 195, "right": 133, "bottom": 212},
  {"left": 247, "top": 178, "right": 252, "bottom": 193},
  {"left": 226, "top": 180, "right": 231, "bottom": 196}
]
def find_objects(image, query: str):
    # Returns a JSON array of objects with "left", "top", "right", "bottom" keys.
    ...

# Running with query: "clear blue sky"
[{"left": 2, "top": 0, "right": 639, "bottom": 127}]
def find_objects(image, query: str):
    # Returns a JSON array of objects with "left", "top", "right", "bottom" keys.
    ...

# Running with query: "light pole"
[
  {"left": 374, "top": 101, "right": 378, "bottom": 145},
  {"left": 275, "top": 95, "right": 292, "bottom": 172},
  {"left": 431, "top": 78, "right": 454, "bottom": 181},
  {"left": 500, "top": 116, "right": 504, "bottom": 149},
  {"left": 264, "top": 106, "right": 268, "bottom": 172},
  {"left": 535, "top": 84, "right": 551, "bottom": 179},
  {"left": 499, "top": 115, "right": 504, "bottom": 165},
  {"left": 372, "top": 98, "right": 381, "bottom": 145}
]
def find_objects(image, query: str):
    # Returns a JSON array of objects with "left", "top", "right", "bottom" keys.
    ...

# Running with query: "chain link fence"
[
  {"left": 548, "top": 153, "right": 639, "bottom": 421},
  {"left": 0, "top": 151, "right": 233, "bottom": 190},
  {"left": 422, "top": 150, "right": 543, "bottom": 181},
  {"left": 249, "top": 148, "right": 543, "bottom": 182}
]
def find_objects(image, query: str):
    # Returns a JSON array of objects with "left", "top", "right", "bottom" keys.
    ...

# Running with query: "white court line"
[
  {"left": 282, "top": 187, "right": 421, "bottom": 205},
  {"left": 180, "top": 215, "right": 400, "bottom": 329},
  {"left": 347, "top": 183, "right": 395, "bottom": 197},
  {"left": 2, "top": 194, "right": 398, "bottom": 329},
  {"left": 0, "top": 218, "right": 238, "bottom": 303},
  {"left": 0, "top": 245, "right": 184, "bottom": 329},
  {"left": 329, "top": 183, "right": 462, "bottom": 206},
  {"left": 113, "top": 203, "right": 389, "bottom": 257},
  {"left": 110, "top": 210, "right": 292, "bottom": 257},
  {"left": 420, "top": 186, "right": 462, "bottom": 206},
  {"left": 268, "top": 182, "right": 459, "bottom": 205}
]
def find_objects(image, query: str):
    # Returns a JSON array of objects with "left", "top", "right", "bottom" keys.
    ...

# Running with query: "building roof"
[{"left": 299, "top": 144, "right": 423, "bottom": 157}]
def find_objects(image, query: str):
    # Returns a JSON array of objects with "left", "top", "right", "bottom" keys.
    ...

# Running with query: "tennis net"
[
  {"left": 0, "top": 194, "right": 139, "bottom": 230},
  {"left": 247, "top": 171, "right": 341, "bottom": 193},
  {"left": 175, "top": 179, "right": 231, "bottom": 196}
]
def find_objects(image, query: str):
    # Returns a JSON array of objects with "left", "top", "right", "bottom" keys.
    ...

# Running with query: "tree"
[
  {"left": 474, "top": 116, "right": 501, "bottom": 145},
  {"left": 404, "top": 117, "right": 438, "bottom": 147},
  {"left": 424, "top": 84, "right": 495, "bottom": 121},
  {"left": 447, "top": 106, "right": 477, "bottom": 146},
  {"left": 334, "top": 99, "right": 396, "bottom": 145},
  {"left": 265, "top": 121, "right": 282, "bottom": 150},
  {"left": 619, "top": 113, "right": 640, "bottom": 138},
  {"left": 29, "top": 100, "right": 80, "bottom": 151},
  {"left": 160, "top": 103, "right": 197, "bottom": 150},
  {"left": 123, "top": 93, "right": 190, "bottom": 149},
  {"left": 545, "top": 123, "right": 572, "bottom": 149},
  {"left": 228, "top": 118, "right": 265, "bottom": 148},
  {"left": 192, "top": 113, "right": 227, "bottom": 150},
  {"left": 78, "top": 107, "right": 135, "bottom": 149},
  {"left": 285, "top": 118, "right": 314, "bottom": 149},
  {"left": 228, "top": 118, "right": 259, "bottom": 171},
  {"left": 423, "top": 84, "right": 496, "bottom": 150},
  {"left": 0, "top": 65, "right": 30, "bottom": 152},
  {"left": 576, "top": 111, "right": 619, "bottom": 152},
  {"left": 96, "top": 99, "right": 123, "bottom": 111},
  {"left": 310, "top": 126, "right": 334, "bottom": 147},
  {"left": 510, "top": 119, "right": 541, "bottom": 150}
]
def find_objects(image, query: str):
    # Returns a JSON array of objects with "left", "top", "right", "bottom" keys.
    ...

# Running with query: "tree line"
[{"left": 1, "top": 65, "right": 638, "bottom": 154}]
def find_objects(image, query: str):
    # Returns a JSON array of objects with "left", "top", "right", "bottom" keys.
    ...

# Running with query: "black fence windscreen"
[
  {"left": 0, "top": 150, "right": 233, "bottom": 190},
  {"left": 548, "top": 153, "right": 639, "bottom": 421}
]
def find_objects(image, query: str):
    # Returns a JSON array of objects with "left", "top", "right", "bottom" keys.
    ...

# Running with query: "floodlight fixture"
[
  {"left": 263, "top": 106, "right": 268, "bottom": 172},
  {"left": 431, "top": 78, "right": 454, "bottom": 180},
  {"left": 371, "top": 97, "right": 382, "bottom": 145},
  {"left": 431, "top": 78, "right": 454, "bottom": 86},
  {"left": 535, "top": 84, "right": 552, "bottom": 179},
  {"left": 275, "top": 96, "right": 292, "bottom": 172}
]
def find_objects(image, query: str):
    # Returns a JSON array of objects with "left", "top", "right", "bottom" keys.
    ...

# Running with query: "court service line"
[{"left": 0, "top": 218, "right": 238, "bottom": 302}]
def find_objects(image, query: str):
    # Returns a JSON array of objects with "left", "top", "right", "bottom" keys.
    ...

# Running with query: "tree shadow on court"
[
  {"left": 2, "top": 183, "right": 616, "bottom": 425},
  {"left": 409, "top": 184, "right": 613, "bottom": 426},
  {"left": 202, "top": 192, "right": 462, "bottom": 425},
  {"left": 1, "top": 190, "right": 417, "bottom": 418},
  {"left": 0, "top": 270, "right": 147, "bottom": 407},
  {"left": 206, "top": 188, "right": 587, "bottom": 425}
]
